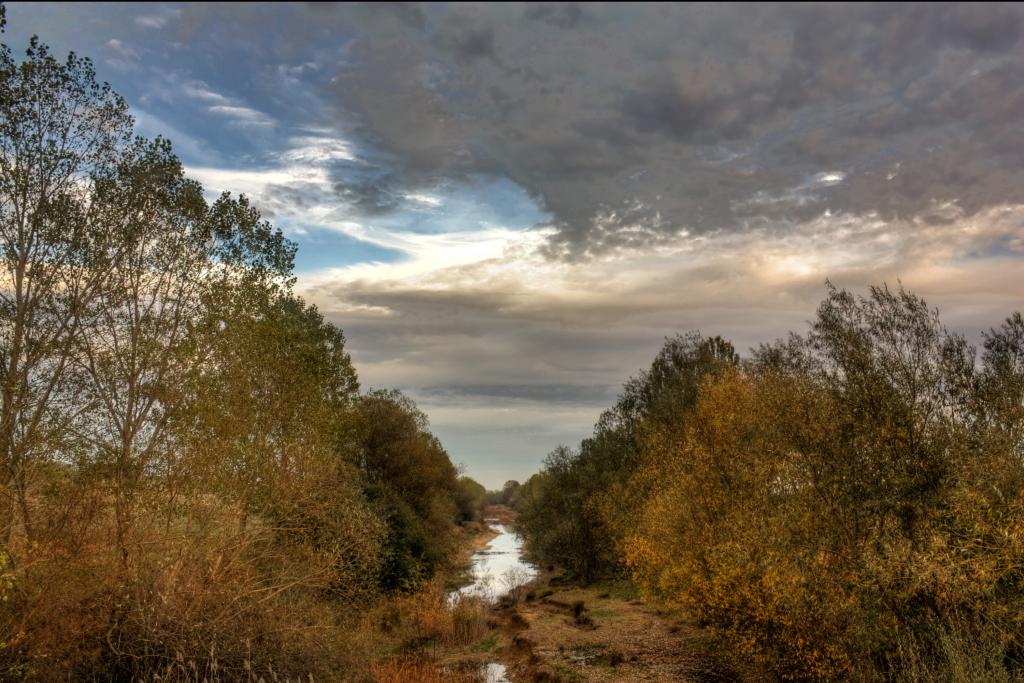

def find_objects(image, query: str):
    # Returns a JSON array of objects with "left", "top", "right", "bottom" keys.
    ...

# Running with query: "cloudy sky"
[{"left": 8, "top": 2, "right": 1024, "bottom": 487}]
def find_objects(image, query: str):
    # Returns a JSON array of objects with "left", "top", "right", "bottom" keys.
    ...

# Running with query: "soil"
[{"left": 491, "top": 571, "right": 718, "bottom": 682}]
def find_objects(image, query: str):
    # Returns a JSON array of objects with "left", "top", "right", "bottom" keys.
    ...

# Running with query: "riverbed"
[{"left": 450, "top": 521, "right": 536, "bottom": 682}]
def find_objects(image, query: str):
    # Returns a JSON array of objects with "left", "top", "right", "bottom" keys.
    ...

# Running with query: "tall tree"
[
  {"left": 0, "top": 38, "right": 132, "bottom": 546},
  {"left": 75, "top": 137, "right": 294, "bottom": 568}
]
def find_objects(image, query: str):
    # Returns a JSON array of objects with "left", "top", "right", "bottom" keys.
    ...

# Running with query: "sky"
[{"left": 7, "top": 2, "right": 1024, "bottom": 488}]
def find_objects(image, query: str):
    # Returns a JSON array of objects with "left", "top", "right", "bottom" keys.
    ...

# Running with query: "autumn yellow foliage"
[{"left": 523, "top": 286, "right": 1024, "bottom": 680}]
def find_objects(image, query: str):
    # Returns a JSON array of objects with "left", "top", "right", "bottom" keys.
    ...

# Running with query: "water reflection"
[
  {"left": 481, "top": 661, "right": 511, "bottom": 682},
  {"left": 451, "top": 522, "right": 537, "bottom": 604},
  {"left": 451, "top": 522, "right": 535, "bottom": 681}
]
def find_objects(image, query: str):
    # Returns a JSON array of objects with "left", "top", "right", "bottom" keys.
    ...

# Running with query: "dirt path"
[{"left": 490, "top": 573, "right": 722, "bottom": 682}]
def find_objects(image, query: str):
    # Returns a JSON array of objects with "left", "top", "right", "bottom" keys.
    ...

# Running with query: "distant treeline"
[
  {"left": 517, "top": 285, "right": 1024, "bottom": 680},
  {"left": 0, "top": 36, "right": 485, "bottom": 679},
  {"left": 484, "top": 480, "right": 523, "bottom": 509}
]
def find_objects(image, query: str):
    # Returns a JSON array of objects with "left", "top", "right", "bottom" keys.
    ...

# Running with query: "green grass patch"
[
  {"left": 553, "top": 663, "right": 584, "bottom": 681},
  {"left": 598, "top": 580, "right": 640, "bottom": 602},
  {"left": 473, "top": 634, "right": 499, "bottom": 653}
]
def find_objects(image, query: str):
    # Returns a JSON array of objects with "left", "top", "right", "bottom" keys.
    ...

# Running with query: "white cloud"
[
  {"left": 181, "top": 81, "right": 229, "bottom": 104},
  {"left": 105, "top": 39, "right": 136, "bottom": 57},
  {"left": 104, "top": 39, "right": 139, "bottom": 70},
  {"left": 403, "top": 193, "right": 444, "bottom": 208},
  {"left": 134, "top": 9, "right": 179, "bottom": 29},
  {"left": 186, "top": 165, "right": 330, "bottom": 198},
  {"left": 182, "top": 131, "right": 364, "bottom": 240},
  {"left": 207, "top": 105, "right": 275, "bottom": 127},
  {"left": 809, "top": 171, "right": 846, "bottom": 187},
  {"left": 135, "top": 15, "right": 167, "bottom": 29},
  {"left": 277, "top": 135, "right": 357, "bottom": 164}
]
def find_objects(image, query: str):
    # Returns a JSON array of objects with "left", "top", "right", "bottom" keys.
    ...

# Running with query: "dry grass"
[
  {"left": 372, "top": 658, "right": 481, "bottom": 683},
  {"left": 0, "top": 490, "right": 375, "bottom": 681},
  {"left": 377, "top": 578, "right": 490, "bottom": 653},
  {"left": 145, "top": 650, "right": 314, "bottom": 682},
  {"left": 0, "top": 477, "right": 502, "bottom": 682}
]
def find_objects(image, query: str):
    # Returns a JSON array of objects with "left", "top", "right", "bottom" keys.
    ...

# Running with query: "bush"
[
  {"left": 521, "top": 284, "right": 1024, "bottom": 679},
  {"left": 623, "top": 286, "right": 1024, "bottom": 679}
]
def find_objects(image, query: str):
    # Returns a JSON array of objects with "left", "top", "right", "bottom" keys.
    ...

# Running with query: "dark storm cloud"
[
  {"left": 433, "top": 7, "right": 500, "bottom": 65},
  {"left": 16, "top": 2, "right": 1022, "bottom": 260},
  {"left": 306, "top": 2, "right": 1024, "bottom": 258}
]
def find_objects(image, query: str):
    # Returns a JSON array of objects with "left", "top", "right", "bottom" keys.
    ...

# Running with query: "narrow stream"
[
  {"left": 449, "top": 520, "right": 537, "bottom": 682},
  {"left": 451, "top": 522, "right": 537, "bottom": 603}
]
